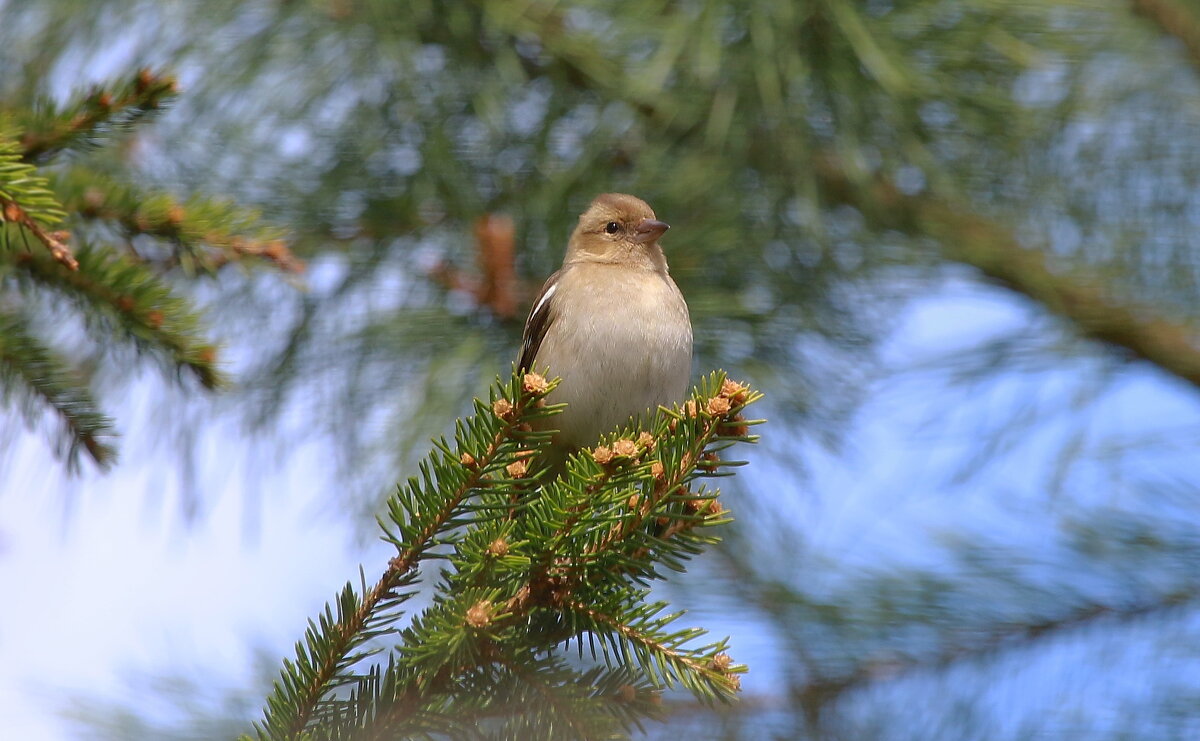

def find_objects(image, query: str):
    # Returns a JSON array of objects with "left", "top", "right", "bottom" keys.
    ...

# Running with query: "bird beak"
[{"left": 633, "top": 218, "right": 670, "bottom": 244}]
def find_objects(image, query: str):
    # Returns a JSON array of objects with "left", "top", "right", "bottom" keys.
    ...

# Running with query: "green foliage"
[
  {"left": 0, "top": 307, "right": 115, "bottom": 467},
  {"left": 15, "top": 68, "right": 178, "bottom": 163},
  {"left": 0, "top": 127, "right": 66, "bottom": 226},
  {"left": 0, "top": 71, "right": 290, "bottom": 468},
  {"left": 251, "top": 370, "right": 762, "bottom": 739}
]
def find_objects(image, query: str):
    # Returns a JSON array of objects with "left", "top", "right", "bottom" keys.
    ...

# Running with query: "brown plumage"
[{"left": 518, "top": 194, "right": 692, "bottom": 464}]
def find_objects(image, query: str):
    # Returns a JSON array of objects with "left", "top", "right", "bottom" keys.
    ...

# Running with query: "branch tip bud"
[
  {"left": 505, "top": 459, "right": 528, "bottom": 478},
  {"left": 612, "top": 438, "right": 637, "bottom": 459},
  {"left": 637, "top": 431, "right": 655, "bottom": 451},
  {"left": 465, "top": 600, "right": 493, "bottom": 628},
  {"left": 719, "top": 378, "right": 749, "bottom": 403},
  {"left": 522, "top": 372, "right": 549, "bottom": 395},
  {"left": 706, "top": 396, "right": 732, "bottom": 417},
  {"left": 492, "top": 398, "right": 515, "bottom": 420}
]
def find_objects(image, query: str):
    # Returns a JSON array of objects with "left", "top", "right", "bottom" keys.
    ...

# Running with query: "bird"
[{"left": 518, "top": 193, "right": 692, "bottom": 469}]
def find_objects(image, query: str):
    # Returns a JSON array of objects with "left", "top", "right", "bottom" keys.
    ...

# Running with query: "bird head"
[{"left": 565, "top": 193, "right": 671, "bottom": 270}]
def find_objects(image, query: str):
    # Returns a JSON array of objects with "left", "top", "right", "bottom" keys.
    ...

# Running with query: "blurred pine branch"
[{"left": 0, "top": 69, "right": 292, "bottom": 468}]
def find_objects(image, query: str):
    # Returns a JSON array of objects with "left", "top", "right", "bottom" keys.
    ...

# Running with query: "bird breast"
[{"left": 536, "top": 263, "right": 692, "bottom": 450}]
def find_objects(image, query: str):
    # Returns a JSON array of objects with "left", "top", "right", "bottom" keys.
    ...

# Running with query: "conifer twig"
[
  {"left": 270, "top": 378, "right": 552, "bottom": 738},
  {"left": 0, "top": 194, "right": 76, "bottom": 269},
  {"left": 563, "top": 599, "right": 740, "bottom": 695},
  {"left": 18, "top": 69, "right": 178, "bottom": 163},
  {"left": 0, "top": 309, "right": 116, "bottom": 467}
]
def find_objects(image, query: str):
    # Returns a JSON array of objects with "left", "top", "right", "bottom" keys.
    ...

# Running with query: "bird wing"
[{"left": 518, "top": 268, "right": 562, "bottom": 373}]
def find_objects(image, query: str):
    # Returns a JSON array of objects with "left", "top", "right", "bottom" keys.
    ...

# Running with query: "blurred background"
[{"left": 4, "top": 0, "right": 1200, "bottom": 738}]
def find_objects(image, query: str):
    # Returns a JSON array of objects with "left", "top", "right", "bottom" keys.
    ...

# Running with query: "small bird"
[{"left": 519, "top": 193, "right": 692, "bottom": 464}]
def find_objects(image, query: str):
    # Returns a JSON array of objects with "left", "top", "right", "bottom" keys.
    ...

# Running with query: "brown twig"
[
  {"left": 428, "top": 213, "right": 522, "bottom": 319},
  {"left": 475, "top": 213, "right": 520, "bottom": 319},
  {"left": 1132, "top": 0, "right": 1200, "bottom": 69},
  {"left": 1, "top": 195, "right": 77, "bottom": 269}
]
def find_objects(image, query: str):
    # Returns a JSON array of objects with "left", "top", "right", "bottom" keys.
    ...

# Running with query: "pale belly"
[{"left": 534, "top": 273, "right": 692, "bottom": 450}]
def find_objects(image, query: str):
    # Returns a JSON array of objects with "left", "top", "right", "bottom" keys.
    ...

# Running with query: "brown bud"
[
  {"left": 711, "top": 653, "right": 733, "bottom": 671},
  {"left": 617, "top": 684, "right": 637, "bottom": 703},
  {"left": 522, "top": 372, "right": 549, "bottom": 395},
  {"left": 721, "top": 413, "right": 749, "bottom": 436},
  {"left": 592, "top": 445, "right": 614, "bottom": 465},
  {"left": 612, "top": 438, "right": 638, "bottom": 459},
  {"left": 511, "top": 585, "right": 531, "bottom": 611},
  {"left": 706, "top": 396, "right": 732, "bottom": 417},
  {"left": 145, "top": 310, "right": 164, "bottom": 329},
  {"left": 487, "top": 538, "right": 509, "bottom": 557},
  {"left": 166, "top": 204, "right": 185, "bottom": 225},
  {"left": 460, "top": 452, "right": 477, "bottom": 468},
  {"left": 719, "top": 379, "right": 749, "bottom": 403},
  {"left": 263, "top": 240, "right": 286, "bottom": 259},
  {"left": 2, "top": 201, "right": 21, "bottom": 222},
  {"left": 196, "top": 346, "right": 217, "bottom": 365},
  {"left": 49, "top": 230, "right": 71, "bottom": 243},
  {"left": 116, "top": 296, "right": 135, "bottom": 312},
  {"left": 506, "top": 459, "right": 528, "bottom": 478},
  {"left": 96, "top": 92, "right": 113, "bottom": 108},
  {"left": 465, "top": 600, "right": 492, "bottom": 628},
  {"left": 136, "top": 68, "right": 155, "bottom": 91},
  {"left": 637, "top": 431, "right": 655, "bottom": 451},
  {"left": 492, "top": 398, "right": 515, "bottom": 420},
  {"left": 627, "top": 494, "right": 640, "bottom": 510},
  {"left": 684, "top": 399, "right": 699, "bottom": 418},
  {"left": 656, "top": 516, "right": 670, "bottom": 528},
  {"left": 650, "top": 460, "right": 665, "bottom": 480}
]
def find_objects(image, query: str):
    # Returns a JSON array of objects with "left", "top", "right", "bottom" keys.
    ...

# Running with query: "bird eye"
[{"left": 604, "top": 221, "right": 620, "bottom": 234}]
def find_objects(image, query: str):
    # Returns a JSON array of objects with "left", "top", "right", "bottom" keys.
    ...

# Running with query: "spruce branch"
[
  {"left": 15, "top": 68, "right": 178, "bottom": 163},
  {"left": 252, "top": 372, "right": 561, "bottom": 739},
  {"left": 0, "top": 308, "right": 116, "bottom": 468},
  {"left": 54, "top": 166, "right": 301, "bottom": 275},
  {"left": 0, "top": 234, "right": 224, "bottom": 389},
  {"left": 0, "top": 129, "right": 75, "bottom": 269},
  {"left": 253, "top": 371, "right": 762, "bottom": 739},
  {"left": 561, "top": 598, "right": 742, "bottom": 701}
]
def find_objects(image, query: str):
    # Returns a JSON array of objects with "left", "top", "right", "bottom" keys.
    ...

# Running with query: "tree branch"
[
  {"left": 1132, "top": 0, "right": 1200, "bottom": 69},
  {"left": 813, "top": 156, "right": 1200, "bottom": 391},
  {"left": 790, "top": 587, "right": 1197, "bottom": 717},
  {"left": 1, "top": 195, "right": 77, "bottom": 269}
]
